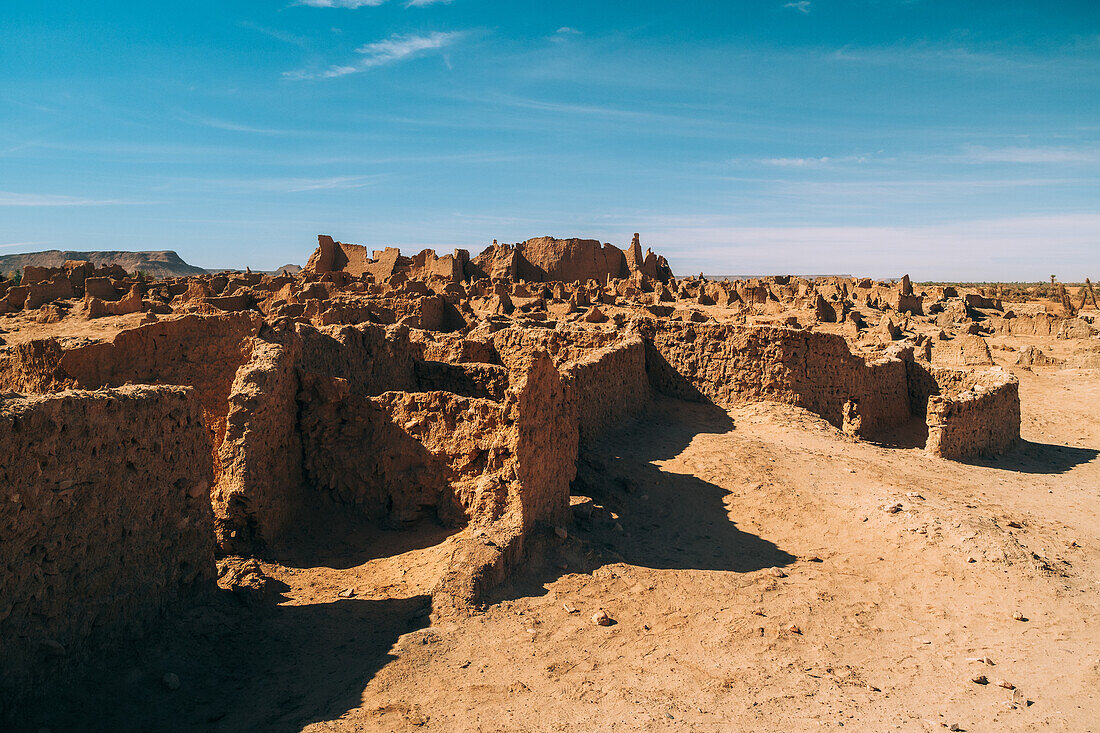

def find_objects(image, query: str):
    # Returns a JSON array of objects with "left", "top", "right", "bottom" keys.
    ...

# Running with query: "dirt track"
[{"left": 317, "top": 362, "right": 1096, "bottom": 731}]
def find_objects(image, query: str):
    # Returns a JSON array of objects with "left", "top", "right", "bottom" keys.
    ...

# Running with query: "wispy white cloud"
[
  {"left": 176, "top": 111, "right": 303, "bottom": 135},
  {"left": 758, "top": 155, "right": 870, "bottom": 167},
  {"left": 784, "top": 1, "right": 811, "bottom": 13},
  {"left": 0, "top": 192, "right": 151, "bottom": 207},
  {"left": 960, "top": 146, "right": 1100, "bottom": 164},
  {"left": 238, "top": 21, "right": 310, "bottom": 48},
  {"left": 0, "top": 241, "right": 49, "bottom": 249},
  {"left": 295, "top": 0, "right": 451, "bottom": 7},
  {"left": 296, "top": 0, "right": 387, "bottom": 8},
  {"left": 222, "top": 175, "right": 381, "bottom": 193},
  {"left": 550, "top": 26, "right": 582, "bottom": 43},
  {"left": 284, "top": 31, "right": 463, "bottom": 79}
]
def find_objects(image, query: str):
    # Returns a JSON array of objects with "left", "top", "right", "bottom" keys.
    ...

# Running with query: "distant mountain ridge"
[{"left": 0, "top": 250, "right": 207, "bottom": 278}]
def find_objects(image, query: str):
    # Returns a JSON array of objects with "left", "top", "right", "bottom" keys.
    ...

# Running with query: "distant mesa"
[
  {"left": 0, "top": 250, "right": 206, "bottom": 279},
  {"left": 304, "top": 233, "right": 675, "bottom": 284}
]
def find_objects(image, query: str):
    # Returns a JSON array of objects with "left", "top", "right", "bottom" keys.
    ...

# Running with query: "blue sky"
[{"left": 1, "top": 0, "right": 1097, "bottom": 279}]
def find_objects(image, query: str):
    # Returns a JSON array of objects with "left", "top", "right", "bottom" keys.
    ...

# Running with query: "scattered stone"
[
  {"left": 162, "top": 672, "right": 181, "bottom": 690},
  {"left": 996, "top": 679, "right": 1016, "bottom": 690},
  {"left": 786, "top": 624, "right": 802, "bottom": 635},
  {"left": 882, "top": 503, "right": 904, "bottom": 514},
  {"left": 971, "top": 674, "right": 989, "bottom": 685},
  {"left": 592, "top": 610, "right": 613, "bottom": 626},
  {"left": 338, "top": 587, "right": 357, "bottom": 598}
]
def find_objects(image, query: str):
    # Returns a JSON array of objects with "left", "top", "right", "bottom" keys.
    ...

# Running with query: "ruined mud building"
[{"left": 3, "top": 232, "right": 1092, "bottom": 718}]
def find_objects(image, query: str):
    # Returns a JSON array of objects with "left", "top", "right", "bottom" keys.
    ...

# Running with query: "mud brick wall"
[
  {"left": 930, "top": 334, "right": 994, "bottom": 367},
  {"left": 993, "top": 313, "right": 1095, "bottom": 339},
  {"left": 490, "top": 326, "right": 621, "bottom": 369},
  {"left": 0, "top": 386, "right": 216, "bottom": 711},
  {"left": 214, "top": 331, "right": 305, "bottom": 552},
  {"left": 295, "top": 322, "right": 419, "bottom": 396},
  {"left": 509, "top": 351, "right": 578, "bottom": 529},
  {"left": 560, "top": 335, "right": 651, "bottom": 445},
  {"left": 926, "top": 372, "right": 1021, "bottom": 459},
  {"left": 297, "top": 372, "right": 513, "bottom": 527},
  {"left": 639, "top": 321, "right": 911, "bottom": 437}
]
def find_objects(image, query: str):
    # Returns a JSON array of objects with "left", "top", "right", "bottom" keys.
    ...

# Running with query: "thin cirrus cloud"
[
  {"left": 295, "top": 0, "right": 451, "bottom": 7},
  {"left": 284, "top": 31, "right": 463, "bottom": 79},
  {"left": 0, "top": 192, "right": 149, "bottom": 207},
  {"left": 784, "top": 1, "right": 811, "bottom": 13},
  {"left": 960, "top": 146, "right": 1100, "bottom": 164}
]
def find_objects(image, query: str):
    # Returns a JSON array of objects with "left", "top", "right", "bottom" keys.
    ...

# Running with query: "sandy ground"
[{"left": 25, "top": 346, "right": 1100, "bottom": 732}]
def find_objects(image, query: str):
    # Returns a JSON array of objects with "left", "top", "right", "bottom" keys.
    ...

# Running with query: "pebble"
[
  {"left": 996, "top": 679, "right": 1016, "bottom": 690},
  {"left": 906, "top": 492, "right": 925, "bottom": 500},
  {"left": 1012, "top": 612, "right": 1028, "bottom": 622},
  {"left": 971, "top": 674, "right": 989, "bottom": 685},
  {"left": 338, "top": 587, "right": 356, "bottom": 598},
  {"left": 769, "top": 567, "right": 787, "bottom": 578},
  {"left": 882, "top": 503, "right": 904, "bottom": 514},
  {"left": 786, "top": 624, "right": 802, "bottom": 635},
  {"left": 592, "top": 610, "right": 612, "bottom": 626},
  {"left": 162, "top": 672, "right": 181, "bottom": 690},
  {"left": 554, "top": 526, "right": 568, "bottom": 540}
]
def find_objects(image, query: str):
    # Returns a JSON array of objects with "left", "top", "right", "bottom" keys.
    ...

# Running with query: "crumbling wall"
[
  {"left": 0, "top": 340, "right": 74, "bottom": 393},
  {"left": 296, "top": 322, "right": 419, "bottom": 396},
  {"left": 560, "top": 335, "right": 651, "bottom": 445},
  {"left": 431, "top": 351, "right": 578, "bottom": 617},
  {"left": 297, "top": 372, "right": 511, "bottom": 527},
  {"left": 639, "top": 321, "right": 911, "bottom": 437},
  {"left": 55, "top": 313, "right": 263, "bottom": 464},
  {"left": 993, "top": 312, "right": 1096, "bottom": 339},
  {"left": 0, "top": 386, "right": 216, "bottom": 714},
  {"left": 414, "top": 360, "right": 509, "bottom": 400},
  {"left": 489, "top": 326, "right": 620, "bottom": 369},
  {"left": 930, "top": 334, "right": 995, "bottom": 367},
  {"left": 925, "top": 371, "right": 1020, "bottom": 459},
  {"left": 510, "top": 351, "right": 579, "bottom": 529},
  {"left": 213, "top": 328, "right": 304, "bottom": 553}
]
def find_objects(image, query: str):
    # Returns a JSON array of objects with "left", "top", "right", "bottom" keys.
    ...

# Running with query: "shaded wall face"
[
  {"left": 295, "top": 322, "right": 419, "bottom": 397},
  {"left": 296, "top": 371, "right": 515, "bottom": 528},
  {"left": 640, "top": 321, "right": 911, "bottom": 437},
  {"left": 0, "top": 387, "right": 216, "bottom": 712}
]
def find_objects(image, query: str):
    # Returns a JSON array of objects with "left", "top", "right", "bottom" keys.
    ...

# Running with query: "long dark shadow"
[
  {"left": 20, "top": 590, "right": 431, "bottom": 733},
  {"left": 958, "top": 439, "right": 1099, "bottom": 474},
  {"left": 491, "top": 397, "right": 795, "bottom": 605}
]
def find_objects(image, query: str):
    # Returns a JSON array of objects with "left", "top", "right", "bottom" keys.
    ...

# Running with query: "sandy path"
[{"left": 318, "top": 366, "right": 1100, "bottom": 732}]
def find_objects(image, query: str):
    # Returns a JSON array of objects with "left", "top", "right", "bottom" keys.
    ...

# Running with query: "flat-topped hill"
[{"left": 0, "top": 250, "right": 206, "bottom": 278}]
